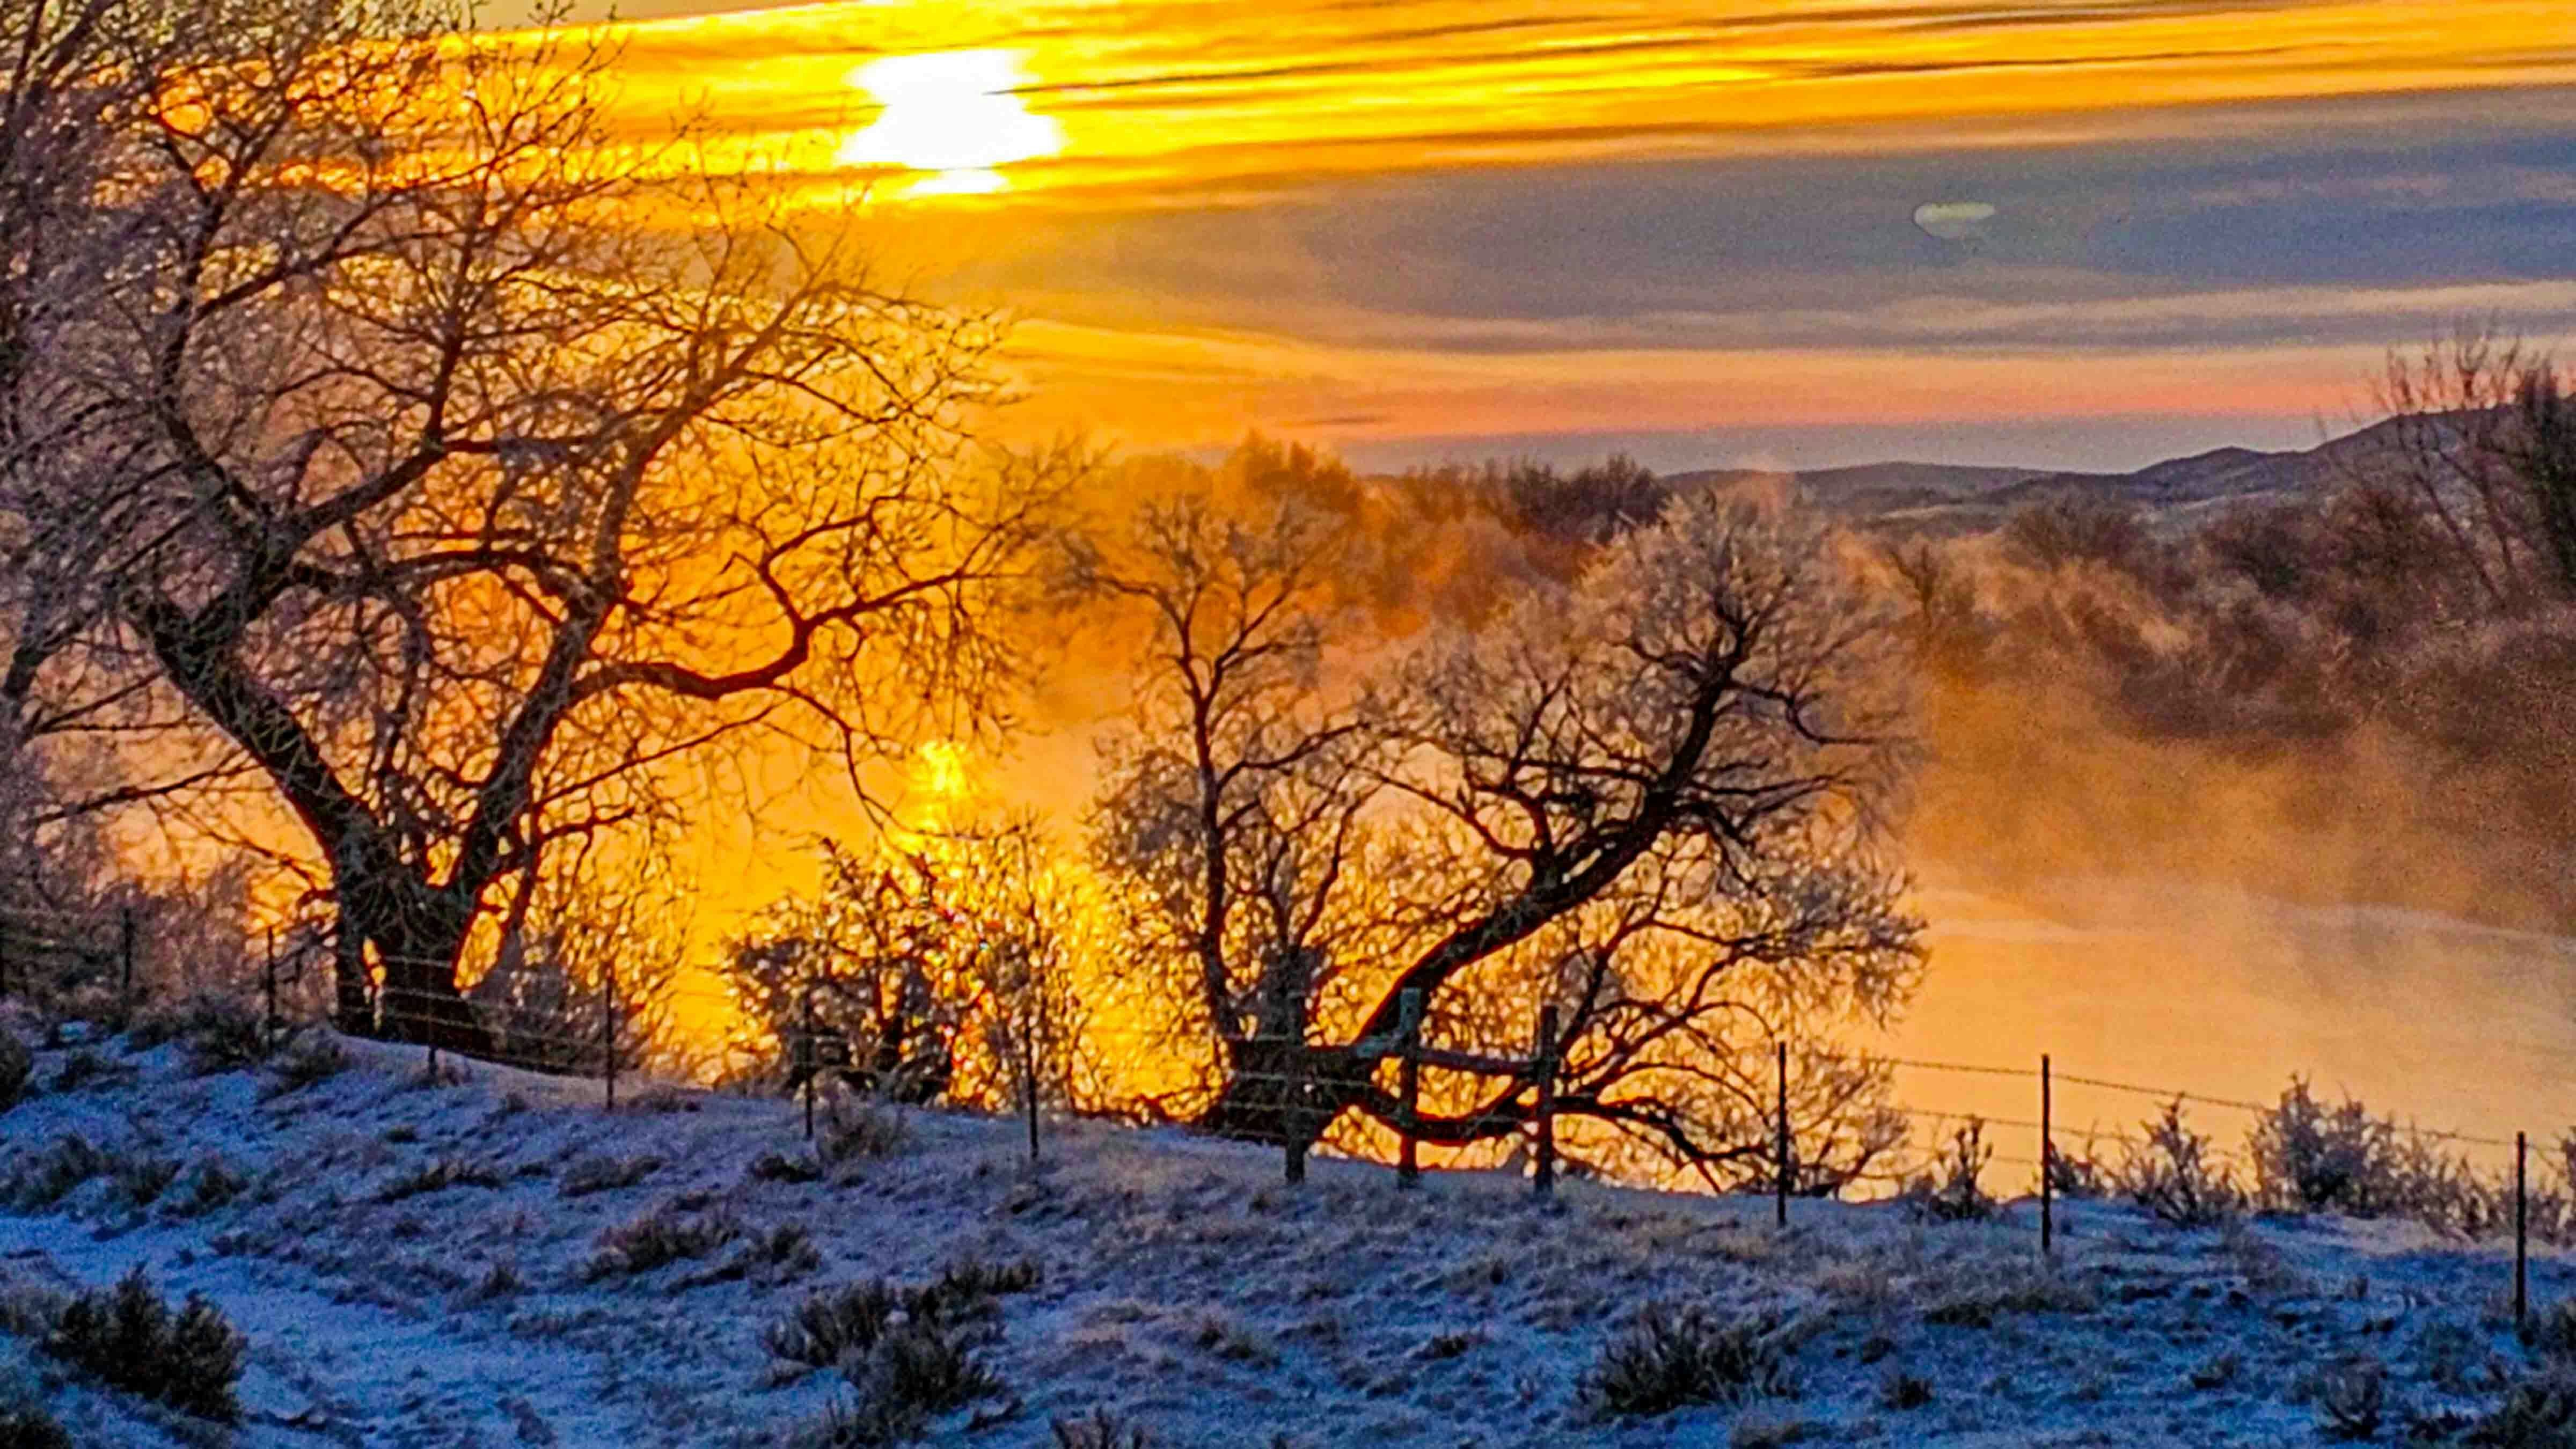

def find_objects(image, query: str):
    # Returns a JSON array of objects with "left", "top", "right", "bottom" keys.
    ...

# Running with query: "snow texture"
[{"left": 0, "top": 1024, "right": 2567, "bottom": 1447}]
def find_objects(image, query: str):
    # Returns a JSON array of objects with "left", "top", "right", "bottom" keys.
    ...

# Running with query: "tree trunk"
[
  {"left": 338, "top": 867, "right": 489, "bottom": 1055},
  {"left": 331, "top": 926, "right": 373, "bottom": 1036},
  {"left": 1198, "top": 1036, "right": 1356, "bottom": 1150}
]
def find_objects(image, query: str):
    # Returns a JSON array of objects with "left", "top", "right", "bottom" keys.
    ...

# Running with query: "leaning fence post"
[
  {"left": 2518, "top": 1131, "right": 2530, "bottom": 1330},
  {"left": 2041, "top": 1053, "right": 2055, "bottom": 1258},
  {"left": 1396, "top": 988, "right": 1424, "bottom": 1189},
  {"left": 1533, "top": 1005, "right": 1560, "bottom": 1201},
  {"left": 1775, "top": 1040, "right": 1790, "bottom": 1230}
]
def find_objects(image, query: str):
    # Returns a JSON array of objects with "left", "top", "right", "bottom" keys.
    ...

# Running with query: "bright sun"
[{"left": 836, "top": 49, "right": 1062, "bottom": 196}]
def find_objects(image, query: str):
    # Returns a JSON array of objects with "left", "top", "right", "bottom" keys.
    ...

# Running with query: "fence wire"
[{"left": 0, "top": 931, "right": 2561, "bottom": 1213}]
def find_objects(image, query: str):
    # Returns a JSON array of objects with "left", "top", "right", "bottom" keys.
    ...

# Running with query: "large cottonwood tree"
[
  {"left": 1, "top": 0, "right": 1050, "bottom": 1044},
  {"left": 1089, "top": 487, "right": 1922, "bottom": 1185}
]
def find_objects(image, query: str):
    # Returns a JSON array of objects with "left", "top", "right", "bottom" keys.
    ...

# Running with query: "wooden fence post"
[
  {"left": 1396, "top": 989, "right": 1423, "bottom": 1190},
  {"left": 2041, "top": 1053, "right": 2054, "bottom": 1258},
  {"left": 1775, "top": 1040, "right": 1790, "bottom": 1229},
  {"left": 1534, "top": 1005, "right": 1560, "bottom": 1201},
  {"left": 2518, "top": 1131, "right": 2530, "bottom": 1330}
]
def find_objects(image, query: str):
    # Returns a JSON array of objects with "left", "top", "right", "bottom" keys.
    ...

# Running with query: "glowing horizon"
[{"left": 533, "top": 0, "right": 2576, "bottom": 471}]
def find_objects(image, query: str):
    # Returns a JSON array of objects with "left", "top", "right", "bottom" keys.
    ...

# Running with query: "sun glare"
[{"left": 836, "top": 49, "right": 1062, "bottom": 197}]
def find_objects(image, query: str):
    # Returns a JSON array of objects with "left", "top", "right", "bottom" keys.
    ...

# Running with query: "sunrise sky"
[{"left": 538, "top": 0, "right": 2576, "bottom": 472}]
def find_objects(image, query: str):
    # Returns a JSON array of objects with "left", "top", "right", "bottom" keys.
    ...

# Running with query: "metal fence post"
[
  {"left": 1775, "top": 1040, "right": 1790, "bottom": 1229},
  {"left": 1022, "top": 1028, "right": 1041, "bottom": 1168},
  {"left": 1396, "top": 988, "right": 1423, "bottom": 1189},
  {"left": 1284, "top": 1036, "right": 1308, "bottom": 1186},
  {"left": 118, "top": 905, "right": 135, "bottom": 1013},
  {"left": 2041, "top": 1053, "right": 2054, "bottom": 1258},
  {"left": 802, "top": 981, "right": 818, "bottom": 1142},
  {"left": 263, "top": 930, "right": 279, "bottom": 1056},
  {"left": 602, "top": 971, "right": 619, "bottom": 1112},
  {"left": 2518, "top": 1131, "right": 2530, "bottom": 1330},
  {"left": 1534, "top": 1005, "right": 1560, "bottom": 1201}
]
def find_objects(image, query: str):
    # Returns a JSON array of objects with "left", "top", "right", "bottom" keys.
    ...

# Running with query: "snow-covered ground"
[{"left": 2, "top": 1025, "right": 2570, "bottom": 1447}]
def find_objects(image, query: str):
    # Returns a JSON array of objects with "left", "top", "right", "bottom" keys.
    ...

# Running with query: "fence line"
[{"left": 3, "top": 925, "right": 2564, "bottom": 1314}]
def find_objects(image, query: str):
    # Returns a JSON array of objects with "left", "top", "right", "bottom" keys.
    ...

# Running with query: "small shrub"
[
  {"left": 2190, "top": 1351, "right": 2242, "bottom": 1391},
  {"left": 131, "top": 996, "right": 266, "bottom": 1076},
  {"left": 263, "top": 1035, "right": 347, "bottom": 1096},
  {"left": 2044, "top": 1137, "right": 2114, "bottom": 1201},
  {"left": 748, "top": 1151, "right": 822, "bottom": 1184},
  {"left": 376, "top": 1157, "right": 507, "bottom": 1203},
  {"left": 469, "top": 1260, "right": 524, "bottom": 1303},
  {"left": 2317, "top": 1357, "right": 2386, "bottom": 1440},
  {"left": 2530, "top": 1301, "right": 2576, "bottom": 1364},
  {"left": 43, "top": 1267, "right": 245, "bottom": 1422},
  {"left": 2251, "top": 1078, "right": 2491, "bottom": 1232},
  {"left": 588, "top": 1206, "right": 741, "bottom": 1279},
  {"left": 854, "top": 1316, "right": 1005, "bottom": 1417},
  {"left": 0, "top": 1402, "right": 71, "bottom": 1449},
  {"left": 560, "top": 1154, "right": 661, "bottom": 1198},
  {"left": 1901, "top": 1119, "right": 1997, "bottom": 1224},
  {"left": 113, "top": 1154, "right": 181, "bottom": 1210},
  {"left": 170, "top": 1157, "right": 250, "bottom": 1217},
  {"left": 767, "top": 1279, "right": 903, "bottom": 1369},
  {"left": 918, "top": 1256, "right": 1041, "bottom": 1313},
  {"left": 1730, "top": 1412, "right": 1819, "bottom": 1449},
  {"left": 784, "top": 1310, "right": 1009, "bottom": 1447},
  {"left": 2117, "top": 1101, "right": 2244, "bottom": 1227},
  {"left": 819, "top": 1098, "right": 912, "bottom": 1167},
  {"left": 766, "top": 1257, "right": 1038, "bottom": 1371},
  {"left": 730, "top": 1221, "right": 823, "bottom": 1282},
  {"left": 8, "top": 1133, "right": 106, "bottom": 1210},
  {"left": 0, "top": 1029, "right": 28, "bottom": 1113},
  {"left": 1417, "top": 1330, "right": 1483, "bottom": 1361},
  {"left": 1052, "top": 1408, "right": 1154, "bottom": 1448},
  {"left": 1878, "top": 1369, "right": 1934, "bottom": 1410},
  {"left": 48, "top": 1049, "right": 120, "bottom": 1094},
  {"left": 2253, "top": 1078, "right": 2395, "bottom": 1213},
  {"left": 1576, "top": 1303, "right": 1796, "bottom": 1419},
  {"left": 1921, "top": 1263, "right": 2093, "bottom": 1327},
  {"left": 1192, "top": 1312, "right": 1278, "bottom": 1367},
  {"left": 2475, "top": 1366, "right": 2576, "bottom": 1447},
  {"left": 2223, "top": 1220, "right": 2315, "bottom": 1298}
]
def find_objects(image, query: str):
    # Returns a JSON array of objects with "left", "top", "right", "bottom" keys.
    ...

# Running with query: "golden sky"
[{"left": 555, "top": 0, "right": 2576, "bottom": 470}]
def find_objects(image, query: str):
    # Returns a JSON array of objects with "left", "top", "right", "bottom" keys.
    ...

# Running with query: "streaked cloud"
[{"left": 535, "top": 0, "right": 2576, "bottom": 466}]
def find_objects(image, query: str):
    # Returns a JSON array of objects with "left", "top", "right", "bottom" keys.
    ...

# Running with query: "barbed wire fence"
[{"left": 4, "top": 907, "right": 2570, "bottom": 1321}]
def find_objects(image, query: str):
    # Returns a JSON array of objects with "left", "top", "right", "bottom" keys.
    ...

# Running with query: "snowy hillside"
[{"left": 2, "top": 1023, "right": 2571, "bottom": 1448}]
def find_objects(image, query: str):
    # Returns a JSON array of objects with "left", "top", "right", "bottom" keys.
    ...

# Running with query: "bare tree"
[
  {"left": 2506, "top": 363, "right": 2576, "bottom": 599},
  {"left": 3, "top": 0, "right": 1056, "bottom": 1045},
  {"left": 0, "top": 0, "right": 249, "bottom": 906},
  {"left": 2362, "top": 326, "right": 2550, "bottom": 611},
  {"left": 728, "top": 820, "right": 1094, "bottom": 1113},
  {"left": 1078, "top": 490, "right": 1395, "bottom": 1139},
  {"left": 1088, "top": 487, "right": 1922, "bottom": 1186}
]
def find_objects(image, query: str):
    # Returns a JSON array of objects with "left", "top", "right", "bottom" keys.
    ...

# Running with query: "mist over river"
[{"left": 1879, "top": 875, "right": 2576, "bottom": 1179}]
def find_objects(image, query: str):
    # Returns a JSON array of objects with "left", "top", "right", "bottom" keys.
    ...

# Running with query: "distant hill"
[{"left": 1664, "top": 414, "right": 2446, "bottom": 535}]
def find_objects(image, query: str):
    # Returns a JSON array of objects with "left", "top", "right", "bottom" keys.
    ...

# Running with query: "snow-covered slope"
[{"left": 1, "top": 1027, "right": 2567, "bottom": 1447}]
